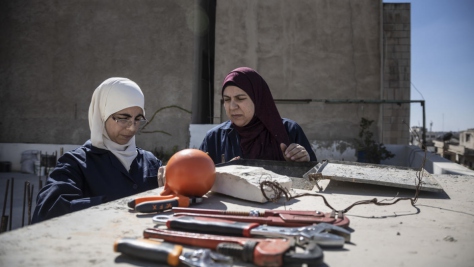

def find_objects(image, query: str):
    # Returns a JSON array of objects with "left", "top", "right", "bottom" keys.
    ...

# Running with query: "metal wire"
[{"left": 260, "top": 150, "right": 427, "bottom": 213}]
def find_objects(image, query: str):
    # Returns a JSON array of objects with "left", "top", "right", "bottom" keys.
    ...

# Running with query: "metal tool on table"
[
  {"left": 171, "top": 207, "right": 350, "bottom": 228},
  {"left": 128, "top": 195, "right": 202, "bottom": 213},
  {"left": 144, "top": 228, "right": 323, "bottom": 267},
  {"left": 114, "top": 237, "right": 232, "bottom": 267},
  {"left": 153, "top": 215, "right": 351, "bottom": 248}
]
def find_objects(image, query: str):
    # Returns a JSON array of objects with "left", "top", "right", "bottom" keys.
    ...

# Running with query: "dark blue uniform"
[
  {"left": 32, "top": 140, "right": 161, "bottom": 223},
  {"left": 200, "top": 118, "right": 317, "bottom": 164}
]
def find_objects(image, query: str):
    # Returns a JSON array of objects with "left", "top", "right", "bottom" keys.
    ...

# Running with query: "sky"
[{"left": 384, "top": 0, "right": 474, "bottom": 132}]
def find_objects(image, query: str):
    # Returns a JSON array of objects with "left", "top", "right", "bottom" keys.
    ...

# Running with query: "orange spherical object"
[{"left": 165, "top": 149, "right": 215, "bottom": 197}]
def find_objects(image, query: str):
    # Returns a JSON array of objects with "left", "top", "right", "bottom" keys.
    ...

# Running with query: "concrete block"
[{"left": 211, "top": 165, "right": 292, "bottom": 203}]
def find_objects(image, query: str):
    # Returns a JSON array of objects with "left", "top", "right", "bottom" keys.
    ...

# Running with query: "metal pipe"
[
  {"left": 28, "top": 184, "right": 34, "bottom": 225},
  {"left": 191, "top": 0, "right": 216, "bottom": 124},
  {"left": 275, "top": 99, "right": 423, "bottom": 104},
  {"left": 1, "top": 179, "right": 10, "bottom": 233},
  {"left": 421, "top": 100, "right": 426, "bottom": 149},
  {"left": 22, "top": 182, "right": 27, "bottom": 227},
  {"left": 9, "top": 177, "right": 14, "bottom": 231},
  {"left": 273, "top": 98, "right": 426, "bottom": 147}
]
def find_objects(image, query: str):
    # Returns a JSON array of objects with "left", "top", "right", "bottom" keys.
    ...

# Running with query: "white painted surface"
[
  {"left": 188, "top": 124, "right": 217, "bottom": 149},
  {"left": 0, "top": 143, "right": 81, "bottom": 172},
  {"left": 312, "top": 140, "right": 357, "bottom": 162}
]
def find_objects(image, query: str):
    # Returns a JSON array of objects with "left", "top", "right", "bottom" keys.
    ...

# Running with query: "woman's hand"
[
  {"left": 157, "top": 166, "right": 174, "bottom": 195},
  {"left": 280, "top": 143, "right": 310, "bottom": 162},
  {"left": 157, "top": 166, "right": 166, "bottom": 187},
  {"left": 230, "top": 156, "right": 241, "bottom": 161}
]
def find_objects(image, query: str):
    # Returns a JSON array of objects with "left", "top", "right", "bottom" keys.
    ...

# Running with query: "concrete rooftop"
[{"left": 0, "top": 170, "right": 473, "bottom": 266}]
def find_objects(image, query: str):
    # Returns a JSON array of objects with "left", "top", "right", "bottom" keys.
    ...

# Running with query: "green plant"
[{"left": 355, "top": 118, "right": 395, "bottom": 164}]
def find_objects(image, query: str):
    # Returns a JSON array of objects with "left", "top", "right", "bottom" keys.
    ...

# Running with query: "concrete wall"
[
  {"left": 1, "top": 0, "right": 411, "bottom": 161},
  {"left": 0, "top": 0, "right": 197, "bottom": 155},
  {"left": 213, "top": 0, "right": 402, "bottom": 160},
  {"left": 382, "top": 3, "right": 411, "bottom": 144},
  {"left": 460, "top": 129, "right": 474, "bottom": 149}
]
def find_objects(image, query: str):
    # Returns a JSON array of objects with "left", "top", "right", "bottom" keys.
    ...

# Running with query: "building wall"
[
  {"left": 382, "top": 3, "right": 411, "bottom": 145},
  {"left": 460, "top": 129, "right": 474, "bottom": 150},
  {"left": 0, "top": 0, "right": 197, "bottom": 155},
  {"left": 0, "top": 0, "right": 411, "bottom": 161},
  {"left": 213, "top": 0, "right": 410, "bottom": 161}
]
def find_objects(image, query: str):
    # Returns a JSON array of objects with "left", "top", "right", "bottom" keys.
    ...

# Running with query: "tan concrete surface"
[{"left": 0, "top": 174, "right": 473, "bottom": 266}]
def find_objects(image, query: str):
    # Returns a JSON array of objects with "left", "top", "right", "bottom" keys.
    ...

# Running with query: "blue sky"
[{"left": 384, "top": 0, "right": 474, "bottom": 132}]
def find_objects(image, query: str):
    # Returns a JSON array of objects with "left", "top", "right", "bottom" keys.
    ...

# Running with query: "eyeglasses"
[{"left": 111, "top": 116, "right": 148, "bottom": 129}]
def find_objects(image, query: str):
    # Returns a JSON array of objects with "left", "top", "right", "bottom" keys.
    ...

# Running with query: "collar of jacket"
[
  {"left": 221, "top": 120, "right": 234, "bottom": 131},
  {"left": 83, "top": 140, "right": 110, "bottom": 154}
]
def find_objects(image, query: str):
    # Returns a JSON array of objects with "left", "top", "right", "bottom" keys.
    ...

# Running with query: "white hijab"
[{"left": 88, "top": 77, "right": 145, "bottom": 171}]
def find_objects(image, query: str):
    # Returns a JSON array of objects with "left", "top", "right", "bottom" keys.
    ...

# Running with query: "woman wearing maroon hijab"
[{"left": 200, "top": 67, "right": 317, "bottom": 164}]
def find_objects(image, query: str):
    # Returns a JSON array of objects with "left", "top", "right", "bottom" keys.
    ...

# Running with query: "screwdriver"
[{"left": 114, "top": 238, "right": 182, "bottom": 266}]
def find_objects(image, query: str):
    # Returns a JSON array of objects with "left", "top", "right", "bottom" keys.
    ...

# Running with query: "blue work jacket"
[
  {"left": 32, "top": 140, "right": 161, "bottom": 223},
  {"left": 199, "top": 118, "right": 317, "bottom": 164}
]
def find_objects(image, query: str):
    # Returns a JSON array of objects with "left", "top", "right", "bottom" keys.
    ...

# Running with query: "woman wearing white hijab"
[{"left": 32, "top": 78, "right": 162, "bottom": 223}]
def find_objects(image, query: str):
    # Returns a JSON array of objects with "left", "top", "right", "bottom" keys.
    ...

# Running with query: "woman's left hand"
[
  {"left": 157, "top": 166, "right": 166, "bottom": 187},
  {"left": 157, "top": 166, "right": 174, "bottom": 196},
  {"left": 280, "top": 143, "right": 310, "bottom": 162}
]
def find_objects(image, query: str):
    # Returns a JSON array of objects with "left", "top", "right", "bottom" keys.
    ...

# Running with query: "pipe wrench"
[{"left": 144, "top": 228, "right": 323, "bottom": 267}]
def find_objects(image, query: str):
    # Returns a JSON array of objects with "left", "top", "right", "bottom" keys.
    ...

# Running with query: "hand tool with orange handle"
[
  {"left": 127, "top": 195, "right": 202, "bottom": 213},
  {"left": 153, "top": 215, "right": 351, "bottom": 248},
  {"left": 144, "top": 228, "right": 323, "bottom": 267},
  {"left": 113, "top": 238, "right": 232, "bottom": 267},
  {"left": 171, "top": 207, "right": 350, "bottom": 228}
]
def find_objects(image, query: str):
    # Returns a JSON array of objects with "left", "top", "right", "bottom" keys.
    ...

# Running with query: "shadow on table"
[{"left": 320, "top": 180, "right": 450, "bottom": 200}]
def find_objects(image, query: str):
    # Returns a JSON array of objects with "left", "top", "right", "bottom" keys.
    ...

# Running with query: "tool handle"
[
  {"left": 128, "top": 195, "right": 177, "bottom": 209},
  {"left": 172, "top": 207, "right": 251, "bottom": 216},
  {"left": 113, "top": 238, "right": 182, "bottom": 266},
  {"left": 135, "top": 196, "right": 190, "bottom": 213},
  {"left": 167, "top": 216, "right": 259, "bottom": 237}
]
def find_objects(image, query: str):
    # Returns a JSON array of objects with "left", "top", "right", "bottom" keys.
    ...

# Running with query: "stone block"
[{"left": 211, "top": 165, "right": 293, "bottom": 203}]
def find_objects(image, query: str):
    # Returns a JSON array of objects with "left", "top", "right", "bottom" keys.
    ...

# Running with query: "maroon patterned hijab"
[{"left": 222, "top": 67, "right": 290, "bottom": 160}]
